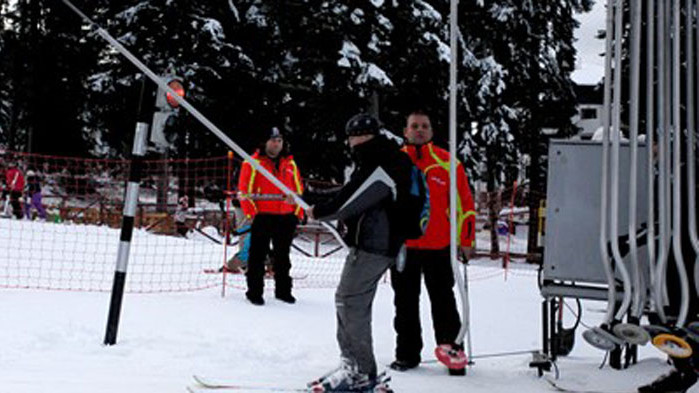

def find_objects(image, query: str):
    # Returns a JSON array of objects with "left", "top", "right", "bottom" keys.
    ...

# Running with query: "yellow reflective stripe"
[
  {"left": 290, "top": 161, "right": 303, "bottom": 194},
  {"left": 427, "top": 145, "right": 473, "bottom": 245},
  {"left": 428, "top": 144, "right": 450, "bottom": 171},
  {"left": 289, "top": 160, "right": 303, "bottom": 217},
  {"left": 424, "top": 163, "right": 442, "bottom": 173},
  {"left": 246, "top": 160, "right": 259, "bottom": 213}
]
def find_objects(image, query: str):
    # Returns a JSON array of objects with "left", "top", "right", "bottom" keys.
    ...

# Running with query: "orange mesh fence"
[
  {"left": 0, "top": 150, "right": 542, "bottom": 293},
  {"left": 0, "top": 151, "right": 348, "bottom": 293}
]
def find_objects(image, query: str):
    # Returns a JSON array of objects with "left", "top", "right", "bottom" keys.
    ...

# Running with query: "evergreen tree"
[
  {"left": 0, "top": 0, "right": 594, "bottom": 211},
  {"left": 85, "top": 0, "right": 256, "bottom": 157},
  {"left": 0, "top": 0, "right": 103, "bottom": 155}
]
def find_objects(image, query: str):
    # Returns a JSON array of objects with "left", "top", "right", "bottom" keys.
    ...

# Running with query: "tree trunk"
[{"left": 487, "top": 148, "right": 500, "bottom": 257}]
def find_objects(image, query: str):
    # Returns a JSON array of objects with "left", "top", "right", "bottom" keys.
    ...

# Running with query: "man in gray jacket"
[{"left": 306, "top": 113, "right": 413, "bottom": 393}]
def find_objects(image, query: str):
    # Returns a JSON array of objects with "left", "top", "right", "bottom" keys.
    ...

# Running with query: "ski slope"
[{"left": 0, "top": 222, "right": 694, "bottom": 392}]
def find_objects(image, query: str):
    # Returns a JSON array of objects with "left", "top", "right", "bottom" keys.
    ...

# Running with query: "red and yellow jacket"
[
  {"left": 237, "top": 151, "right": 304, "bottom": 219},
  {"left": 401, "top": 142, "right": 476, "bottom": 249},
  {"left": 5, "top": 168, "right": 25, "bottom": 192}
]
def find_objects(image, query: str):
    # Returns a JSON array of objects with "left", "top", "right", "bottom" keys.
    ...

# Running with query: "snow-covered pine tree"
[
  {"left": 85, "top": 0, "right": 255, "bottom": 158},
  {"left": 445, "top": 0, "right": 592, "bottom": 255},
  {"left": 222, "top": 1, "right": 401, "bottom": 183},
  {"left": 0, "top": 24, "right": 15, "bottom": 148},
  {"left": 0, "top": 0, "right": 102, "bottom": 155},
  {"left": 462, "top": 0, "right": 592, "bottom": 257}
]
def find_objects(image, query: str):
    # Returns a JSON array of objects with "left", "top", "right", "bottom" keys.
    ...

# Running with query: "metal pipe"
[
  {"left": 448, "top": 0, "right": 472, "bottom": 364},
  {"left": 646, "top": 0, "right": 657, "bottom": 311},
  {"left": 687, "top": 0, "right": 699, "bottom": 299},
  {"left": 687, "top": 2, "right": 699, "bottom": 296},
  {"left": 599, "top": 0, "right": 618, "bottom": 326},
  {"left": 628, "top": 0, "right": 643, "bottom": 318},
  {"left": 663, "top": 0, "right": 674, "bottom": 302},
  {"left": 654, "top": 0, "right": 669, "bottom": 323},
  {"left": 610, "top": 0, "right": 633, "bottom": 322},
  {"left": 671, "top": 0, "right": 690, "bottom": 327}
]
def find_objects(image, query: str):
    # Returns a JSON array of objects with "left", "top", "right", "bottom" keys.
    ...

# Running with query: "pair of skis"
[
  {"left": 188, "top": 375, "right": 393, "bottom": 393},
  {"left": 188, "top": 375, "right": 306, "bottom": 392}
]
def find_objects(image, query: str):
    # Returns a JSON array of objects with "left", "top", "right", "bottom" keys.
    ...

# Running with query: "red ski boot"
[{"left": 435, "top": 344, "right": 467, "bottom": 375}]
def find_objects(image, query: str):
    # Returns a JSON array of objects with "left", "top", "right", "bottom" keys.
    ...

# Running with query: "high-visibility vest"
[
  {"left": 237, "top": 151, "right": 304, "bottom": 219},
  {"left": 401, "top": 142, "right": 476, "bottom": 249}
]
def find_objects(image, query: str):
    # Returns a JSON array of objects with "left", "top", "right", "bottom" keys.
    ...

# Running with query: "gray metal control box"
[{"left": 542, "top": 140, "right": 649, "bottom": 289}]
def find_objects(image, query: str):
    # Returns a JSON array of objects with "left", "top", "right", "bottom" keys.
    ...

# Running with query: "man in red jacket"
[
  {"left": 390, "top": 110, "right": 476, "bottom": 374},
  {"left": 237, "top": 127, "right": 303, "bottom": 305},
  {"left": 5, "top": 161, "right": 25, "bottom": 219}
]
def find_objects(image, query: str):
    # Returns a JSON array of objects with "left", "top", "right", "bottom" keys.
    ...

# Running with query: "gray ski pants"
[{"left": 335, "top": 248, "right": 395, "bottom": 376}]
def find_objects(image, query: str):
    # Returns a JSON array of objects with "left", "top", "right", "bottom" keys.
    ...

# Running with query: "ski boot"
[
  {"left": 307, "top": 358, "right": 354, "bottom": 388},
  {"left": 435, "top": 343, "right": 467, "bottom": 375},
  {"left": 308, "top": 369, "right": 391, "bottom": 392}
]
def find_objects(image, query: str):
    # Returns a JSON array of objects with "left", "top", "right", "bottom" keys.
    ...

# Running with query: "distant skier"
[
  {"left": 224, "top": 204, "right": 252, "bottom": 272},
  {"left": 174, "top": 195, "right": 189, "bottom": 237},
  {"left": 5, "top": 161, "right": 25, "bottom": 219},
  {"left": 24, "top": 169, "right": 47, "bottom": 220},
  {"left": 306, "top": 113, "right": 412, "bottom": 393}
]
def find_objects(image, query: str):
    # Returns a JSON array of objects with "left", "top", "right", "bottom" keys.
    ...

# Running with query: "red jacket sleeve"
[
  {"left": 237, "top": 161, "right": 257, "bottom": 219},
  {"left": 457, "top": 162, "right": 476, "bottom": 247}
]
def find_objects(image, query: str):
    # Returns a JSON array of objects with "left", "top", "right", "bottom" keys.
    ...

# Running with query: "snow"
[
  {"left": 312, "top": 72, "right": 325, "bottom": 90},
  {"left": 591, "top": 126, "right": 629, "bottom": 142},
  {"left": 1, "top": 219, "right": 693, "bottom": 393},
  {"left": 337, "top": 42, "right": 394, "bottom": 86},
  {"left": 367, "top": 33, "right": 381, "bottom": 53},
  {"left": 245, "top": 5, "right": 267, "bottom": 28},
  {"left": 412, "top": 0, "right": 442, "bottom": 22},
  {"left": 228, "top": 0, "right": 240, "bottom": 22},
  {"left": 477, "top": 56, "right": 507, "bottom": 101},
  {"left": 358, "top": 63, "right": 393, "bottom": 87},
  {"left": 490, "top": 4, "right": 515, "bottom": 22},
  {"left": 115, "top": 2, "right": 149, "bottom": 26},
  {"left": 337, "top": 40, "right": 362, "bottom": 68},
  {"left": 350, "top": 8, "right": 365, "bottom": 25},
  {"left": 201, "top": 18, "right": 225, "bottom": 42},
  {"left": 422, "top": 32, "right": 450, "bottom": 63},
  {"left": 376, "top": 14, "right": 394, "bottom": 31}
]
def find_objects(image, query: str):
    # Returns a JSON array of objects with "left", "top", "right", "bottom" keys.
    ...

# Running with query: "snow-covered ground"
[{"left": 0, "top": 260, "right": 693, "bottom": 391}]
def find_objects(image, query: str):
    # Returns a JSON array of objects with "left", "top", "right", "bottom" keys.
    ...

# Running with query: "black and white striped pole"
[{"left": 104, "top": 80, "right": 151, "bottom": 346}]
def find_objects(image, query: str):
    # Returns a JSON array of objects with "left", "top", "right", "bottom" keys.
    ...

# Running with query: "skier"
[
  {"left": 23, "top": 169, "right": 47, "bottom": 220},
  {"left": 237, "top": 126, "right": 303, "bottom": 305},
  {"left": 5, "top": 161, "right": 25, "bottom": 219},
  {"left": 306, "top": 113, "right": 413, "bottom": 392},
  {"left": 174, "top": 195, "right": 189, "bottom": 237},
  {"left": 223, "top": 204, "right": 252, "bottom": 272},
  {"left": 388, "top": 110, "right": 475, "bottom": 374}
]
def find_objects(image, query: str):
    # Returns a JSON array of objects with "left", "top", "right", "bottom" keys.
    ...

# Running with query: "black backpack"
[{"left": 396, "top": 164, "right": 430, "bottom": 240}]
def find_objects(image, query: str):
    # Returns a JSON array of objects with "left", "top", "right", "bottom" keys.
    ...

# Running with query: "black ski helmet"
[{"left": 345, "top": 113, "right": 380, "bottom": 137}]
